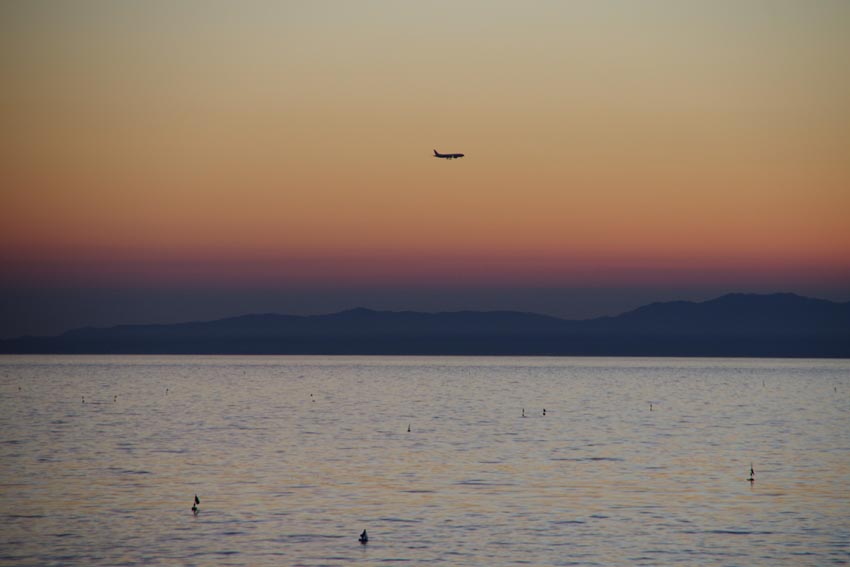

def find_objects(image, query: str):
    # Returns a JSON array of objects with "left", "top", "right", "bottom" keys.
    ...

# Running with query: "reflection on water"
[{"left": 1, "top": 356, "right": 848, "bottom": 566}]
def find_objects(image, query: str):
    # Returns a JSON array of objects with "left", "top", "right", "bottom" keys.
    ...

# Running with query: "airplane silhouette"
[{"left": 434, "top": 149, "right": 464, "bottom": 159}]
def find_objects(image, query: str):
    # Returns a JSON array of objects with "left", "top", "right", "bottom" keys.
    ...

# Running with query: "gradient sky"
[{"left": 2, "top": 1, "right": 849, "bottom": 338}]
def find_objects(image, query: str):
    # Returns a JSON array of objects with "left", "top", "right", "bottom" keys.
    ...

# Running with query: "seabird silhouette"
[
  {"left": 192, "top": 494, "right": 200, "bottom": 514},
  {"left": 407, "top": 424, "right": 411, "bottom": 432},
  {"left": 748, "top": 464, "right": 755, "bottom": 482},
  {"left": 359, "top": 529, "right": 368, "bottom": 544},
  {"left": 542, "top": 409, "right": 546, "bottom": 416},
  {"left": 522, "top": 408, "right": 526, "bottom": 418}
]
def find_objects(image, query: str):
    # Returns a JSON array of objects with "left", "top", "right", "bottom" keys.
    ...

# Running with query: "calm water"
[{"left": 0, "top": 356, "right": 848, "bottom": 566}]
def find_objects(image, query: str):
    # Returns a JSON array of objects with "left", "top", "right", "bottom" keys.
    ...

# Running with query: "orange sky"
[{"left": 1, "top": 1, "right": 849, "bottom": 332}]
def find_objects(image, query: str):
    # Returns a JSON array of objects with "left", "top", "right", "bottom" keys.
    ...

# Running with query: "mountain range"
[{"left": 2, "top": 293, "right": 848, "bottom": 357}]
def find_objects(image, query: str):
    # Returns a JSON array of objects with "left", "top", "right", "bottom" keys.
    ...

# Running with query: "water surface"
[{"left": 1, "top": 356, "right": 848, "bottom": 566}]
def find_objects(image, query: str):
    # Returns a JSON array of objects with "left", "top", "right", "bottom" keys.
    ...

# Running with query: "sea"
[{"left": 0, "top": 355, "right": 848, "bottom": 566}]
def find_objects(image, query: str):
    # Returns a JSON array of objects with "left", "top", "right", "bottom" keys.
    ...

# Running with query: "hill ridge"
[{"left": 3, "top": 292, "right": 848, "bottom": 357}]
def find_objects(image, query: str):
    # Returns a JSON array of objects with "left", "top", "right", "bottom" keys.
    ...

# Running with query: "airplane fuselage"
[{"left": 434, "top": 149, "right": 464, "bottom": 159}]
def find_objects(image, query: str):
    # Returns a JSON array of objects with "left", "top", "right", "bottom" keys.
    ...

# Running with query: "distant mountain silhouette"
[{"left": 2, "top": 293, "right": 848, "bottom": 357}]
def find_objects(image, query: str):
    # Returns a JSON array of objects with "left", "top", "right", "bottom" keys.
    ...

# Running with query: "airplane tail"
[{"left": 433, "top": 149, "right": 438, "bottom": 156}]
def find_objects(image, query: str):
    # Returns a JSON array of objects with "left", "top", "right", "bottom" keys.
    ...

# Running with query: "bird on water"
[
  {"left": 748, "top": 464, "right": 755, "bottom": 482},
  {"left": 192, "top": 494, "right": 200, "bottom": 515},
  {"left": 359, "top": 529, "right": 368, "bottom": 544}
]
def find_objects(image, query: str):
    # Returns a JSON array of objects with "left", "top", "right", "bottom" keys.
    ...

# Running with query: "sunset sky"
[{"left": 2, "top": 1, "right": 849, "bottom": 337}]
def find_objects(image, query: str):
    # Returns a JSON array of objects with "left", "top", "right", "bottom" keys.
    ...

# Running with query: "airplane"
[{"left": 434, "top": 149, "right": 464, "bottom": 160}]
